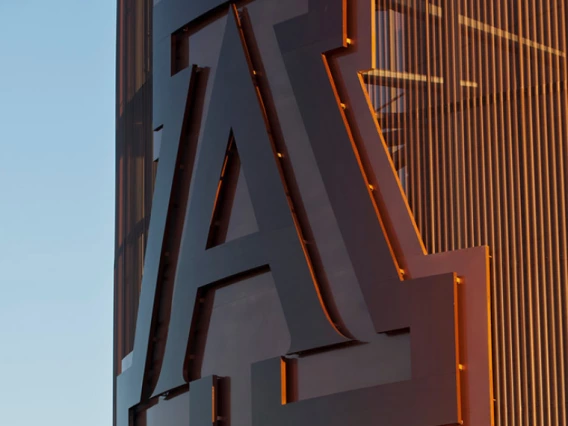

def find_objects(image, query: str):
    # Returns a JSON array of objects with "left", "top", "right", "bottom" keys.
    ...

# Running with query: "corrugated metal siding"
[{"left": 367, "top": 1, "right": 568, "bottom": 424}]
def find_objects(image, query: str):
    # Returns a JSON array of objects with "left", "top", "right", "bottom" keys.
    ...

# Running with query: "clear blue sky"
[{"left": 0, "top": 1, "right": 116, "bottom": 425}]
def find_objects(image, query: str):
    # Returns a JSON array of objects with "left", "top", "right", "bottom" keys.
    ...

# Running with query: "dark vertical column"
[{"left": 114, "top": 0, "right": 153, "bottom": 425}]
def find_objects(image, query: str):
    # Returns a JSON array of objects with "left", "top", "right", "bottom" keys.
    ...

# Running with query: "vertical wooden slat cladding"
[
  {"left": 367, "top": 1, "right": 568, "bottom": 425},
  {"left": 115, "top": 0, "right": 153, "bottom": 374}
]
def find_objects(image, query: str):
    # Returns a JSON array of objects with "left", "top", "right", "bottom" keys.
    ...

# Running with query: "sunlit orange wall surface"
[{"left": 367, "top": 2, "right": 568, "bottom": 425}]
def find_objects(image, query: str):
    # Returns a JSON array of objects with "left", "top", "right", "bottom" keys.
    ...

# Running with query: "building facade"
[{"left": 114, "top": 1, "right": 568, "bottom": 425}]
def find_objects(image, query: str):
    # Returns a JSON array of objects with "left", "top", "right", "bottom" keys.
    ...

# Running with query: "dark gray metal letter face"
[
  {"left": 154, "top": 0, "right": 232, "bottom": 40},
  {"left": 189, "top": 376, "right": 217, "bottom": 425},
  {"left": 117, "top": 5, "right": 348, "bottom": 425},
  {"left": 153, "top": 8, "right": 347, "bottom": 396},
  {"left": 116, "top": 66, "right": 194, "bottom": 426},
  {"left": 252, "top": 273, "right": 460, "bottom": 426}
]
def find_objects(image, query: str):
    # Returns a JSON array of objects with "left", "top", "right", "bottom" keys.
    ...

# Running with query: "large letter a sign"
[{"left": 116, "top": 2, "right": 493, "bottom": 426}]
